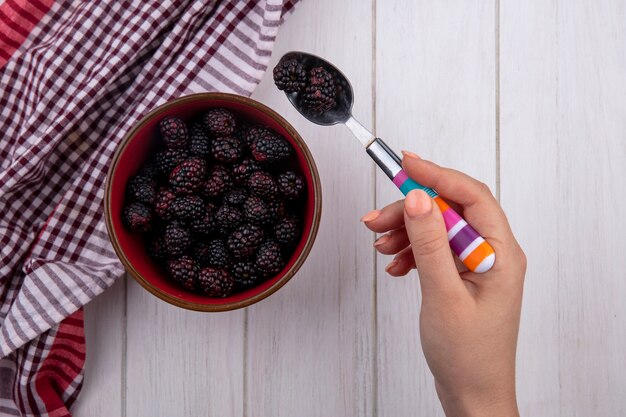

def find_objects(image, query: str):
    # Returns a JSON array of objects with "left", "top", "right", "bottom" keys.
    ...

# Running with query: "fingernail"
[
  {"left": 385, "top": 259, "right": 399, "bottom": 273},
  {"left": 360, "top": 210, "right": 380, "bottom": 222},
  {"left": 374, "top": 234, "right": 390, "bottom": 247},
  {"left": 405, "top": 190, "right": 432, "bottom": 218},
  {"left": 401, "top": 150, "right": 420, "bottom": 160}
]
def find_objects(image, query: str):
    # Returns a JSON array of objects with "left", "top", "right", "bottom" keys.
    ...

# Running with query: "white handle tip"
[{"left": 473, "top": 253, "right": 496, "bottom": 273}]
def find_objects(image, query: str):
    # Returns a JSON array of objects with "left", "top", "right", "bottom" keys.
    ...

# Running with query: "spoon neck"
[{"left": 344, "top": 116, "right": 376, "bottom": 148}]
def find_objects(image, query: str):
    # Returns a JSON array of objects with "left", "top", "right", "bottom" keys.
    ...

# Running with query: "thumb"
[{"left": 404, "top": 190, "right": 462, "bottom": 293}]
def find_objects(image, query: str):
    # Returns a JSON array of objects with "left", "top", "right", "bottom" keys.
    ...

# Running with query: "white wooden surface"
[
  {"left": 75, "top": 1, "right": 626, "bottom": 416},
  {"left": 501, "top": 2, "right": 626, "bottom": 416}
]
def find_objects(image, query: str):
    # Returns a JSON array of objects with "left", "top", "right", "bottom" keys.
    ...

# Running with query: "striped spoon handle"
[{"left": 366, "top": 138, "right": 496, "bottom": 273}]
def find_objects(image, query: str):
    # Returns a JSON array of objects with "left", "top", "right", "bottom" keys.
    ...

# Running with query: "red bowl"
[{"left": 104, "top": 93, "right": 322, "bottom": 311}]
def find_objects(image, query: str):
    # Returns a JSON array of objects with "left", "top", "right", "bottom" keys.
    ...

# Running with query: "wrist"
[{"left": 437, "top": 384, "right": 519, "bottom": 417}]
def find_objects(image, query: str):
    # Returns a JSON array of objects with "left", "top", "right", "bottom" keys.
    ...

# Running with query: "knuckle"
[
  {"left": 477, "top": 181, "right": 493, "bottom": 197},
  {"left": 411, "top": 233, "right": 448, "bottom": 258},
  {"left": 517, "top": 247, "right": 528, "bottom": 274},
  {"left": 500, "top": 245, "right": 527, "bottom": 284}
]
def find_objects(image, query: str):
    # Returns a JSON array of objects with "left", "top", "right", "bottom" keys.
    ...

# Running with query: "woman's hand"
[{"left": 361, "top": 152, "right": 526, "bottom": 417}]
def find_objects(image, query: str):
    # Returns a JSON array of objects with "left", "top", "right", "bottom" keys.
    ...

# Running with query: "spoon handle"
[{"left": 366, "top": 138, "right": 495, "bottom": 273}]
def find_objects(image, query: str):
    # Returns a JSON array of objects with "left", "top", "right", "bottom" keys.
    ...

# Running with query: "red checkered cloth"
[{"left": 0, "top": 0, "right": 298, "bottom": 415}]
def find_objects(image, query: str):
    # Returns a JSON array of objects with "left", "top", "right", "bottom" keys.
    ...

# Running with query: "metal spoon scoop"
[{"left": 277, "top": 51, "right": 495, "bottom": 273}]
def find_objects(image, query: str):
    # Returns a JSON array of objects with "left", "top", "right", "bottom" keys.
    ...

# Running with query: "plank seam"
[
  {"left": 495, "top": 0, "right": 501, "bottom": 202},
  {"left": 122, "top": 276, "right": 128, "bottom": 417},
  {"left": 371, "top": 0, "right": 379, "bottom": 416},
  {"left": 243, "top": 308, "right": 249, "bottom": 417},
  {"left": 555, "top": 1, "right": 562, "bottom": 415}
]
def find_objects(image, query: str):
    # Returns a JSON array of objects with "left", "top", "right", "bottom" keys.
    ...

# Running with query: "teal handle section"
[
  {"left": 398, "top": 178, "right": 427, "bottom": 196},
  {"left": 393, "top": 170, "right": 438, "bottom": 198}
]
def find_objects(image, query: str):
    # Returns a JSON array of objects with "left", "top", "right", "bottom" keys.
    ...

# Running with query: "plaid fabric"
[{"left": 0, "top": 0, "right": 298, "bottom": 415}]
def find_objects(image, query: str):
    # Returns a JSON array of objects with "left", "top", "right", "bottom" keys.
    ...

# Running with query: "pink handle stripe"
[{"left": 392, "top": 170, "right": 409, "bottom": 188}]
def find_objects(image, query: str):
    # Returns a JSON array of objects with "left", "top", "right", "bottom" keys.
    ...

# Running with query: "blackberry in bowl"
[{"left": 105, "top": 93, "right": 321, "bottom": 311}]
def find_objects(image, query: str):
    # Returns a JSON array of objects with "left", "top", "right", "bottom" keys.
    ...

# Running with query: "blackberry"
[
  {"left": 159, "top": 116, "right": 189, "bottom": 149},
  {"left": 190, "top": 203, "right": 218, "bottom": 235},
  {"left": 277, "top": 171, "right": 305, "bottom": 199},
  {"left": 247, "top": 171, "right": 278, "bottom": 198},
  {"left": 201, "top": 239, "right": 232, "bottom": 268},
  {"left": 169, "top": 195, "right": 205, "bottom": 222},
  {"left": 303, "top": 66, "right": 337, "bottom": 115},
  {"left": 246, "top": 126, "right": 274, "bottom": 148},
  {"left": 274, "top": 216, "right": 300, "bottom": 247},
  {"left": 201, "top": 165, "right": 232, "bottom": 198},
  {"left": 189, "top": 123, "right": 211, "bottom": 157},
  {"left": 193, "top": 241, "right": 211, "bottom": 265},
  {"left": 309, "top": 66, "right": 336, "bottom": 89},
  {"left": 146, "top": 234, "right": 168, "bottom": 262},
  {"left": 304, "top": 91, "right": 337, "bottom": 116},
  {"left": 211, "top": 136, "right": 243, "bottom": 163},
  {"left": 164, "top": 222, "right": 191, "bottom": 257},
  {"left": 232, "top": 158, "right": 261, "bottom": 184},
  {"left": 255, "top": 240, "right": 285, "bottom": 277},
  {"left": 198, "top": 267, "right": 235, "bottom": 297},
  {"left": 231, "top": 261, "right": 261, "bottom": 289},
  {"left": 138, "top": 162, "right": 158, "bottom": 180},
  {"left": 273, "top": 59, "right": 307, "bottom": 93},
  {"left": 214, "top": 204, "right": 243, "bottom": 233},
  {"left": 154, "top": 187, "right": 177, "bottom": 220},
  {"left": 126, "top": 175, "right": 156, "bottom": 205},
  {"left": 242, "top": 196, "right": 272, "bottom": 225},
  {"left": 122, "top": 202, "right": 153, "bottom": 232},
  {"left": 266, "top": 197, "right": 287, "bottom": 219},
  {"left": 169, "top": 157, "right": 207, "bottom": 195},
  {"left": 167, "top": 256, "right": 199, "bottom": 291},
  {"left": 251, "top": 132, "right": 292, "bottom": 163},
  {"left": 233, "top": 124, "right": 254, "bottom": 146},
  {"left": 203, "top": 109, "right": 236, "bottom": 136},
  {"left": 224, "top": 188, "right": 248, "bottom": 206},
  {"left": 227, "top": 223, "right": 264, "bottom": 259},
  {"left": 155, "top": 148, "right": 189, "bottom": 177}
]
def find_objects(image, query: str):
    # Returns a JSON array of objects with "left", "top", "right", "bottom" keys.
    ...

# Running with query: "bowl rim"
[{"left": 104, "top": 92, "right": 322, "bottom": 312}]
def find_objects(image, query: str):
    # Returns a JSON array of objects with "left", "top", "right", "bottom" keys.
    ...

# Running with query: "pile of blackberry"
[
  {"left": 273, "top": 58, "right": 338, "bottom": 116},
  {"left": 122, "top": 109, "right": 306, "bottom": 297}
]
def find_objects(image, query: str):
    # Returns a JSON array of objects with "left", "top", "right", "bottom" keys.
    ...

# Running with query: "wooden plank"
[
  {"left": 554, "top": 2, "right": 626, "bottom": 415},
  {"left": 73, "top": 279, "right": 124, "bottom": 417},
  {"left": 499, "top": 1, "right": 561, "bottom": 415},
  {"left": 502, "top": 1, "right": 626, "bottom": 415},
  {"left": 246, "top": 0, "right": 375, "bottom": 415},
  {"left": 375, "top": 2, "right": 496, "bottom": 416},
  {"left": 125, "top": 279, "right": 245, "bottom": 417}
]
